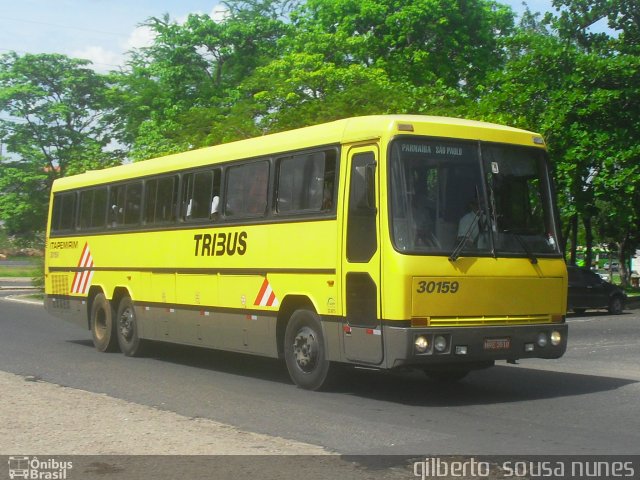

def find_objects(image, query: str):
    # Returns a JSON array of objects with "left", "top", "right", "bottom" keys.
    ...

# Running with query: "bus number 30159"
[{"left": 416, "top": 281, "right": 460, "bottom": 294}]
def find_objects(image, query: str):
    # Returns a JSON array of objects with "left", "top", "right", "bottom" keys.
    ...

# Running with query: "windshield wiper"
[
  {"left": 449, "top": 214, "right": 480, "bottom": 262},
  {"left": 511, "top": 232, "right": 538, "bottom": 264}
]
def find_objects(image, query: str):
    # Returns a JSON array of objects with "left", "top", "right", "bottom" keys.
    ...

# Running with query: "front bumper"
[{"left": 383, "top": 323, "right": 568, "bottom": 369}]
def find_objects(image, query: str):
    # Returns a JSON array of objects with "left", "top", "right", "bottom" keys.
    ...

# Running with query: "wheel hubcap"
[
  {"left": 119, "top": 307, "right": 134, "bottom": 341},
  {"left": 293, "top": 327, "right": 318, "bottom": 373}
]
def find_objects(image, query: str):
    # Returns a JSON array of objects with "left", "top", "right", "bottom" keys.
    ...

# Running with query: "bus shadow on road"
[
  {"left": 67, "top": 338, "right": 636, "bottom": 405},
  {"left": 137, "top": 341, "right": 293, "bottom": 384},
  {"left": 66, "top": 338, "right": 293, "bottom": 384},
  {"left": 334, "top": 365, "right": 637, "bottom": 407}
]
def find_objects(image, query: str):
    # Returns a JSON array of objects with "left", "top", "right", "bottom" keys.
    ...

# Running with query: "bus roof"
[{"left": 51, "top": 115, "right": 544, "bottom": 192}]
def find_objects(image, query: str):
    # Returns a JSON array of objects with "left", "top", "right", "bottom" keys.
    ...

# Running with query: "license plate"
[{"left": 484, "top": 337, "right": 511, "bottom": 351}]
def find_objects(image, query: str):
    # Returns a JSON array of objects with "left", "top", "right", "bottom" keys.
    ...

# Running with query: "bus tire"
[
  {"left": 284, "top": 309, "right": 331, "bottom": 391},
  {"left": 90, "top": 293, "right": 118, "bottom": 352},
  {"left": 116, "top": 296, "right": 146, "bottom": 357}
]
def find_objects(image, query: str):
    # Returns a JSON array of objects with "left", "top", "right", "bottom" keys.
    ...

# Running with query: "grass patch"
[
  {"left": 0, "top": 256, "right": 43, "bottom": 283},
  {"left": 0, "top": 266, "right": 39, "bottom": 278},
  {"left": 624, "top": 287, "right": 640, "bottom": 298}
]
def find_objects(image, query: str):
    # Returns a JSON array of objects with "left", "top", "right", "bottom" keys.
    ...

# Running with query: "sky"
[{"left": 0, "top": 0, "right": 558, "bottom": 73}]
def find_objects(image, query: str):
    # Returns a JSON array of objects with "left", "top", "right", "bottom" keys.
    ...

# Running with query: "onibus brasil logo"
[{"left": 8, "top": 457, "right": 72, "bottom": 479}]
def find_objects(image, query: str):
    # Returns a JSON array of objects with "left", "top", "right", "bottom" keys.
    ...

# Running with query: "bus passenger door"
[{"left": 342, "top": 145, "right": 383, "bottom": 365}]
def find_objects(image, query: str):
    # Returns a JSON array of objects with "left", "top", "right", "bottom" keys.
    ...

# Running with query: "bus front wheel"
[
  {"left": 284, "top": 309, "right": 331, "bottom": 390},
  {"left": 116, "top": 296, "right": 146, "bottom": 357},
  {"left": 90, "top": 293, "right": 118, "bottom": 352}
]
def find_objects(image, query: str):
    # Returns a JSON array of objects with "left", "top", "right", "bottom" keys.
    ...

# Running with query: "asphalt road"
[{"left": 1, "top": 292, "right": 639, "bottom": 456}]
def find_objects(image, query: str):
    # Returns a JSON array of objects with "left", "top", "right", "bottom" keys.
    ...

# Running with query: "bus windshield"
[{"left": 389, "top": 138, "right": 560, "bottom": 257}]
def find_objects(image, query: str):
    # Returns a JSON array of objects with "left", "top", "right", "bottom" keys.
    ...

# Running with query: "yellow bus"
[{"left": 44, "top": 115, "right": 567, "bottom": 390}]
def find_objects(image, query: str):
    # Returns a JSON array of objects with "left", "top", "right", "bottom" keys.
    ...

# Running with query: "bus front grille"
[{"left": 428, "top": 314, "right": 554, "bottom": 327}]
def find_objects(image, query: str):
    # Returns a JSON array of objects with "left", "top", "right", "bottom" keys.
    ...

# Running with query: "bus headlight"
[
  {"left": 414, "top": 335, "right": 429, "bottom": 354},
  {"left": 537, "top": 332, "right": 548, "bottom": 348},
  {"left": 550, "top": 331, "right": 562, "bottom": 346},
  {"left": 434, "top": 335, "right": 448, "bottom": 353}
]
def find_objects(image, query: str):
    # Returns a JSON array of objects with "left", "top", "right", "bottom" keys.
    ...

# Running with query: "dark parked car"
[{"left": 567, "top": 265, "right": 627, "bottom": 314}]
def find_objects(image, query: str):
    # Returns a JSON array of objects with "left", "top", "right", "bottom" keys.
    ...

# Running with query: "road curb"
[
  {"left": 1, "top": 294, "right": 43, "bottom": 306},
  {"left": 0, "top": 286, "right": 39, "bottom": 291}
]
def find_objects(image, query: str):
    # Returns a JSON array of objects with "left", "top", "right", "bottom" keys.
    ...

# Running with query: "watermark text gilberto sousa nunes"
[{"left": 413, "top": 457, "right": 636, "bottom": 479}]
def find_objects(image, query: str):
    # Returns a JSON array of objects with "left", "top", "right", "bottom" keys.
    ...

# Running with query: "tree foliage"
[
  {"left": 116, "top": 0, "right": 291, "bottom": 158},
  {"left": 475, "top": 2, "right": 640, "bottom": 281},
  {"left": 0, "top": 53, "right": 123, "bottom": 235},
  {"left": 287, "top": 0, "right": 514, "bottom": 92},
  {"left": 115, "top": 0, "right": 514, "bottom": 155}
]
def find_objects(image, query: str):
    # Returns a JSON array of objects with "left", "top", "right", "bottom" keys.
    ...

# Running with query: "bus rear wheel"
[
  {"left": 284, "top": 309, "right": 331, "bottom": 390},
  {"left": 116, "top": 296, "right": 146, "bottom": 357},
  {"left": 90, "top": 293, "right": 118, "bottom": 352}
]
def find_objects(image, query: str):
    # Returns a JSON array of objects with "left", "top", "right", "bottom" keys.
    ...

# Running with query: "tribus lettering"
[{"left": 194, "top": 231, "right": 247, "bottom": 256}]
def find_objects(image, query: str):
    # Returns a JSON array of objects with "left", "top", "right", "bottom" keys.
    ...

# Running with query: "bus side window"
[
  {"left": 182, "top": 170, "right": 220, "bottom": 221},
  {"left": 225, "top": 161, "right": 269, "bottom": 218},
  {"left": 79, "top": 191, "right": 91, "bottom": 229},
  {"left": 276, "top": 150, "right": 335, "bottom": 214},
  {"left": 79, "top": 188, "right": 107, "bottom": 230},
  {"left": 123, "top": 182, "right": 142, "bottom": 226},
  {"left": 157, "top": 176, "right": 179, "bottom": 222},
  {"left": 206, "top": 170, "right": 221, "bottom": 220},
  {"left": 145, "top": 176, "right": 178, "bottom": 224},
  {"left": 109, "top": 185, "right": 125, "bottom": 227},
  {"left": 144, "top": 179, "right": 158, "bottom": 224},
  {"left": 109, "top": 182, "right": 142, "bottom": 227},
  {"left": 322, "top": 150, "right": 337, "bottom": 211}
]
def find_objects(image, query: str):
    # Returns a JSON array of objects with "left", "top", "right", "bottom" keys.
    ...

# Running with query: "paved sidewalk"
[{"left": 0, "top": 370, "right": 328, "bottom": 455}]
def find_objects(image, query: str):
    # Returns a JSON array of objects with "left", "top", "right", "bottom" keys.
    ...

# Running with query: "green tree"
[
  {"left": 551, "top": 0, "right": 640, "bottom": 283},
  {"left": 0, "top": 52, "right": 123, "bottom": 236},
  {"left": 552, "top": 0, "right": 640, "bottom": 53},
  {"left": 117, "top": 0, "right": 290, "bottom": 159},
  {"left": 246, "top": 52, "right": 463, "bottom": 132},
  {"left": 240, "top": 0, "right": 514, "bottom": 130},
  {"left": 287, "top": 0, "right": 514, "bottom": 93},
  {"left": 118, "top": 0, "right": 516, "bottom": 154},
  {"left": 0, "top": 160, "right": 49, "bottom": 235},
  {"left": 475, "top": 7, "right": 640, "bottom": 278}
]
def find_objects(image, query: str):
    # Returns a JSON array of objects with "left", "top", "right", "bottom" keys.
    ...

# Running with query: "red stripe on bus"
[{"left": 254, "top": 278, "right": 269, "bottom": 305}]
